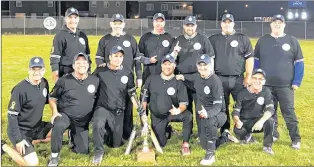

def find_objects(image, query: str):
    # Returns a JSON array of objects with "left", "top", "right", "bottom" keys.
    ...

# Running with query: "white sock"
[{"left": 51, "top": 153, "right": 59, "bottom": 158}]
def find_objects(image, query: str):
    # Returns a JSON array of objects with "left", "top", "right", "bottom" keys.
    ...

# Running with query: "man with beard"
[
  {"left": 7, "top": 57, "right": 51, "bottom": 166},
  {"left": 254, "top": 14, "right": 304, "bottom": 149},
  {"left": 232, "top": 69, "right": 275, "bottom": 155},
  {"left": 176, "top": 54, "right": 239, "bottom": 165},
  {"left": 50, "top": 7, "right": 91, "bottom": 82},
  {"left": 141, "top": 54, "right": 193, "bottom": 156},
  {"left": 169, "top": 16, "right": 215, "bottom": 138},
  {"left": 138, "top": 13, "right": 175, "bottom": 84},
  {"left": 208, "top": 13, "right": 254, "bottom": 134},
  {"left": 92, "top": 46, "right": 137, "bottom": 165},
  {"left": 95, "top": 14, "right": 142, "bottom": 141},
  {"left": 48, "top": 53, "right": 99, "bottom": 166}
]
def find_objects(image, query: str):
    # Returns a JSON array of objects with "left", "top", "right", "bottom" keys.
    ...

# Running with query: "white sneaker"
[
  {"left": 292, "top": 141, "right": 301, "bottom": 150},
  {"left": 200, "top": 152, "right": 215, "bottom": 166}
]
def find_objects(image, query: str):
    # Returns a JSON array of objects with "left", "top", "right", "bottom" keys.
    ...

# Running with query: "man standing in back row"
[
  {"left": 254, "top": 14, "right": 304, "bottom": 150},
  {"left": 208, "top": 13, "right": 254, "bottom": 134}
]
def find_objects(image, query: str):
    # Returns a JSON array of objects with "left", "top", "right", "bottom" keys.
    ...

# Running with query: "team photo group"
[{"left": 2, "top": 6, "right": 304, "bottom": 166}]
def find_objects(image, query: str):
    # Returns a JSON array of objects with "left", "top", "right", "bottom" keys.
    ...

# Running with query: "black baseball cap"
[
  {"left": 272, "top": 14, "right": 285, "bottom": 22},
  {"left": 162, "top": 54, "right": 176, "bottom": 63},
  {"left": 153, "top": 13, "right": 165, "bottom": 21},
  {"left": 111, "top": 45, "right": 124, "bottom": 54},
  {"left": 73, "top": 52, "right": 88, "bottom": 64},
  {"left": 65, "top": 7, "right": 79, "bottom": 17},
  {"left": 184, "top": 16, "right": 196, "bottom": 25},
  {"left": 222, "top": 13, "right": 234, "bottom": 22},
  {"left": 29, "top": 57, "right": 45, "bottom": 68},
  {"left": 112, "top": 14, "right": 124, "bottom": 22},
  {"left": 197, "top": 54, "right": 211, "bottom": 65},
  {"left": 252, "top": 68, "right": 266, "bottom": 77}
]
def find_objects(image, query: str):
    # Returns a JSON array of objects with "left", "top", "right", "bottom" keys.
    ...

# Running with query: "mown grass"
[{"left": 1, "top": 35, "right": 314, "bottom": 166}]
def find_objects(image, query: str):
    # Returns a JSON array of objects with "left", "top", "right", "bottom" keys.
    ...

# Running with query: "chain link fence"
[{"left": 2, "top": 16, "right": 313, "bottom": 39}]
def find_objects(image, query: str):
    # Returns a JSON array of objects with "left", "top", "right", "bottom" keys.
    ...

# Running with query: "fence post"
[
  {"left": 240, "top": 21, "right": 243, "bottom": 33},
  {"left": 140, "top": 19, "right": 143, "bottom": 37},
  {"left": 304, "top": 21, "right": 307, "bottom": 40},
  {"left": 96, "top": 17, "right": 98, "bottom": 36},
  {"left": 261, "top": 21, "right": 263, "bottom": 36},
  {"left": 24, "top": 15, "right": 26, "bottom": 35}
]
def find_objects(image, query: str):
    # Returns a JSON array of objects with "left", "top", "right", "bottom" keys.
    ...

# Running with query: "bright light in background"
[
  {"left": 245, "top": 4, "right": 248, "bottom": 8},
  {"left": 295, "top": 12, "right": 299, "bottom": 18},
  {"left": 287, "top": 11, "right": 294, "bottom": 20},
  {"left": 301, "top": 11, "right": 307, "bottom": 20},
  {"left": 183, "top": 4, "right": 187, "bottom": 8},
  {"left": 134, "top": 15, "right": 139, "bottom": 19},
  {"left": 280, "top": 7, "right": 284, "bottom": 10}
]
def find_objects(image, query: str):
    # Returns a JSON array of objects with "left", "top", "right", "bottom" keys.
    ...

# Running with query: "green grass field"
[{"left": 1, "top": 35, "right": 314, "bottom": 166}]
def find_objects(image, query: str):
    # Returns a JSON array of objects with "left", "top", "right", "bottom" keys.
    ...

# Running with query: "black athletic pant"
[
  {"left": 199, "top": 112, "right": 228, "bottom": 152},
  {"left": 51, "top": 113, "right": 90, "bottom": 154},
  {"left": 218, "top": 75, "right": 244, "bottom": 134},
  {"left": 93, "top": 107, "right": 125, "bottom": 153},
  {"left": 123, "top": 94, "right": 133, "bottom": 140},
  {"left": 266, "top": 86, "right": 301, "bottom": 142},
  {"left": 233, "top": 117, "right": 275, "bottom": 147},
  {"left": 151, "top": 110, "right": 193, "bottom": 147}
]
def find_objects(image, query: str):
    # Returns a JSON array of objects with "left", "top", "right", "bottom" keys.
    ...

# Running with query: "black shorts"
[{"left": 8, "top": 121, "right": 52, "bottom": 156}]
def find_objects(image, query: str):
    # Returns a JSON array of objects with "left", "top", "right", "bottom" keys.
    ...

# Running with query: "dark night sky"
[{"left": 193, "top": 1, "right": 314, "bottom": 21}]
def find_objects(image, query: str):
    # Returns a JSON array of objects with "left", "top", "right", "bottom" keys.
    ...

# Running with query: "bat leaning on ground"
[{"left": 125, "top": 89, "right": 163, "bottom": 155}]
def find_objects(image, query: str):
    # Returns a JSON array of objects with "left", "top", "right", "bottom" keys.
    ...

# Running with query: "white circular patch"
[
  {"left": 226, "top": 14, "right": 230, "bottom": 18},
  {"left": 188, "top": 17, "right": 192, "bottom": 21},
  {"left": 162, "top": 40, "right": 169, "bottom": 47},
  {"left": 121, "top": 76, "right": 128, "bottom": 84},
  {"left": 200, "top": 55, "right": 205, "bottom": 59},
  {"left": 116, "top": 14, "right": 120, "bottom": 18},
  {"left": 282, "top": 43, "right": 291, "bottom": 51},
  {"left": 204, "top": 86, "right": 210, "bottom": 94},
  {"left": 167, "top": 87, "right": 175, "bottom": 96},
  {"left": 43, "top": 88, "right": 47, "bottom": 97},
  {"left": 257, "top": 97, "right": 265, "bottom": 105},
  {"left": 87, "top": 85, "right": 96, "bottom": 93},
  {"left": 71, "top": 8, "right": 75, "bottom": 12},
  {"left": 193, "top": 42, "right": 201, "bottom": 50},
  {"left": 230, "top": 40, "right": 239, "bottom": 47},
  {"left": 34, "top": 58, "right": 40, "bottom": 63},
  {"left": 79, "top": 37, "right": 86, "bottom": 45},
  {"left": 158, "top": 13, "right": 162, "bottom": 17},
  {"left": 43, "top": 17, "right": 57, "bottom": 30},
  {"left": 123, "top": 40, "right": 131, "bottom": 47}
]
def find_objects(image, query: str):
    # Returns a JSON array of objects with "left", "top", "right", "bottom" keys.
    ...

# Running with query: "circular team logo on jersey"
[
  {"left": 87, "top": 85, "right": 96, "bottom": 93},
  {"left": 121, "top": 76, "right": 128, "bottom": 84},
  {"left": 167, "top": 87, "right": 175, "bottom": 95},
  {"left": 193, "top": 42, "right": 201, "bottom": 50},
  {"left": 257, "top": 97, "right": 265, "bottom": 105},
  {"left": 123, "top": 40, "right": 131, "bottom": 47},
  {"left": 162, "top": 40, "right": 170, "bottom": 47},
  {"left": 282, "top": 43, "right": 291, "bottom": 51},
  {"left": 43, "top": 88, "right": 47, "bottom": 97},
  {"left": 230, "top": 40, "right": 239, "bottom": 47},
  {"left": 204, "top": 86, "right": 210, "bottom": 94},
  {"left": 79, "top": 37, "right": 86, "bottom": 45}
]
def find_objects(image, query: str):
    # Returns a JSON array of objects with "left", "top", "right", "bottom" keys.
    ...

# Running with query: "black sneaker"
[
  {"left": 241, "top": 134, "right": 257, "bottom": 144},
  {"left": 48, "top": 155, "right": 60, "bottom": 166},
  {"left": 222, "top": 130, "right": 239, "bottom": 143},
  {"left": 92, "top": 151, "right": 104, "bottom": 165},
  {"left": 200, "top": 151, "right": 215, "bottom": 165},
  {"left": 68, "top": 130, "right": 74, "bottom": 149},
  {"left": 166, "top": 125, "right": 172, "bottom": 139}
]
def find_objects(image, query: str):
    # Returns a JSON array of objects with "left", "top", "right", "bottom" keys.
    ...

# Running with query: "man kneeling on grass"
[
  {"left": 232, "top": 68, "right": 276, "bottom": 155},
  {"left": 7, "top": 57, "right": 52, "bottom": 166}
]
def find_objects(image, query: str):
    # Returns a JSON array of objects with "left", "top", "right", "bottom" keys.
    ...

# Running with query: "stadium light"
[
  {"left": 295, "top": 12, "right": 299, "bottom": 18},
  {"left": 301, "top": 11, "right": 307, "bottom": 20},
  {"left": 287, "top": 11, "right": 294, "bottom": 20}
]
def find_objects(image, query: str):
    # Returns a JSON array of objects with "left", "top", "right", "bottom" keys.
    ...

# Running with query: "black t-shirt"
[
  {"left": 169, "top": 33, "right": 215, "bottom": 74},
  {"left": 50, "top": 26, "right": 91, "bottom": 71},
  {"left": 143, "top": 75, "right": 188, "bottom": 118},
  {"left": 50, "top": 73, "right": 99, "bottom": 121},
  {"left": 93, "top": 66, "right": 136, "bottom": 112},
  {"left": 8, "top": 78, "right": 49, "bottom": 130},
  {"left": 209, "top": 32, "right": 254, "bottom": 76},
  {"left": 138, "top": 32, "right": 175, "bottom": 76},
  {"left": 232, "top": 87, "right": 275, "bottom": 119},
  {"left": 254, "top": 34, "right": 304, "bottom": 86}
]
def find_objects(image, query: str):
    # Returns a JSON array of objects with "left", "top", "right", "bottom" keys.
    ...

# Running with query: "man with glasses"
[
  {"left": 7, "top": 57, "right": 51, "bottom": 166},
  {"left": 232, "top": 69, "right": 275, "bottom": 155}
]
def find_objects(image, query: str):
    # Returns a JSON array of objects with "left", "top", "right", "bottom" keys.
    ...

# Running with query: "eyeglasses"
[{"left": 252, "top": 77, "right": 265, "bottom": 81}]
